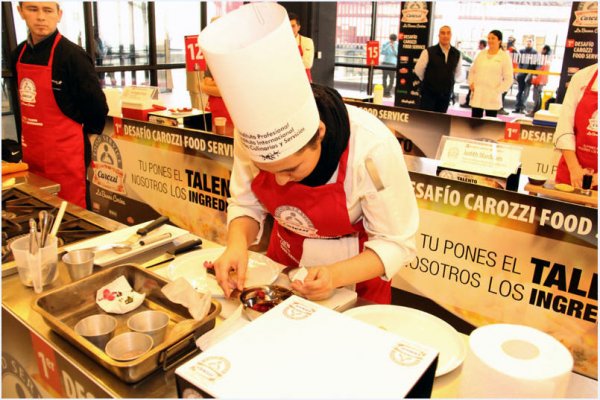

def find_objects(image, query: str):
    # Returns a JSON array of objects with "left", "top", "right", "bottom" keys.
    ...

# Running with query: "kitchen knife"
[
  {"left": 120, "top": 216, "right": 170, "bottom": 247},
  {"left": 139, "top": 232, "right": 172, "bottom": 246},
  {"left": 140, "top": 238, "right": 203, "bottom": 269}
]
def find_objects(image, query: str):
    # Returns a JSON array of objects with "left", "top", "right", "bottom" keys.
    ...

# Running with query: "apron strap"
[{"left": 584, "top": 69, "right": 598, "bottom": 93}]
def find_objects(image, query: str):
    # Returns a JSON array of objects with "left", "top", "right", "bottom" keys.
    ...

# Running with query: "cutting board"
[
  {"left": 525, "top": 182, "right": 597, "bottom": 207},
  {"left": 64, "top": 222, "right": 189, "bottom": 267}
]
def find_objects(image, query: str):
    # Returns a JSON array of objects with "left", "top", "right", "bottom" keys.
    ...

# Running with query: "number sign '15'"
[
  {"left": 366, "top": 40, "right": 380, "bottom": 66},
  {"left": 185, "top": 35, "right": 206, "bottom": 72}
]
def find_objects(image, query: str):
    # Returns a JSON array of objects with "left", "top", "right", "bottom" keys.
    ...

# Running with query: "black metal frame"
[
  {"left": 2, "top": 2, "right": 20, "bottom": 140},
  {"left": 333, "top": 1, "right": 388, "bottom": 96},
  {"left": 1, "top": 0, "right": 210, "bottom": 142}
]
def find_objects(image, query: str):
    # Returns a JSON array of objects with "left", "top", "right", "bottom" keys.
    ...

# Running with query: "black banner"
[
  {"left": 410, "top": 171, "right": 598, "bottom": 249},
  {"left": 344, "top": 99, "right": 449, "bottom": 157},
  {"left": 556, "top": 1, "right": 598, "bottom": 102},
  {"left": 394, "top": 1, "right": 433, "bottom": 109}
]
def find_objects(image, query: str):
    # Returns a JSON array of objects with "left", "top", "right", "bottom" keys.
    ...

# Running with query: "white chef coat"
[
  {"left": 296, "top": 34, "right": 314, "bottom": 70},
  {"left": 468, "top": 49, "right": 514, "bottom": 110},
  {"left": 554, "top": 64, "right": 598, "bottom": 151},
  {"left": 227, "top": 104, "right": 419, "bottom": 280}
]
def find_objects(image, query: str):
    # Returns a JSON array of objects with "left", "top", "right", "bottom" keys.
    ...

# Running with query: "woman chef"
[
  {"left": 198, "top": 3, "right": 418, "bottom": 304},
  {"left": 554, "top": 64, "right": 598, "bottom": 189}
]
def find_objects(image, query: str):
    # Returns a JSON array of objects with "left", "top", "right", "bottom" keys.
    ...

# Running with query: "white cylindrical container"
[{"left": 458, "top": 324, "right": 573, "bottom": 398}]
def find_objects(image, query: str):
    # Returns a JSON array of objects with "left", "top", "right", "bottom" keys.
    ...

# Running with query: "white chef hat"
[{"left": 198, "top": 3, "right": 319, "bottom": 163}]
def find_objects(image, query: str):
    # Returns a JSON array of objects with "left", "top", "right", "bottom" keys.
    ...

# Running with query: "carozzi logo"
[
  {"left": 401, "top": 2, "right": 429, "bottom": 23},
  {"left": 91, "top": 135, "right": 126, "bottom": 194},
  {"left": 283, "top": 301, "right": 316, "bottom": 320},
  {"left": 19, "top": 78, "right": 37, "bottom": 104},
  {"left": 574, "top": 2, "right": 598, "bottom": 28},
  {"left": 2, "top": 352, "right": 42, "bottom": 398},
  {"left": 389, "top": 343, "right": 427, "bottom": 367},
  {"left": 192, "top": 356, "right": 230, "bottom": 381}
]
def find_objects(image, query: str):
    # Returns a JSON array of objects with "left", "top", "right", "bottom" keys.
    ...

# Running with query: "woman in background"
[{"left": 468, "top": 30, "right": 514, "bottom": 118}]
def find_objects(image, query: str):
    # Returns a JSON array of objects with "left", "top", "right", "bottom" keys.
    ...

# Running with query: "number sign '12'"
[
  {"left": 366, "top": 40, "right": 380, "bottom": 66},
  {"left": 185, "top": 35, "right": 206, "bottom": 72}
]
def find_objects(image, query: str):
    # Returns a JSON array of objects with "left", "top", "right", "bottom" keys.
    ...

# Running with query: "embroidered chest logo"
[
  {"left": 19, "top": 78, "right": 37, "bottom": 105},
  {"left": 274, "top": 205, "right": 318, "bottom": 237},
  {"left": 587, "top": 110, "right": 597, "bottom": 133}
]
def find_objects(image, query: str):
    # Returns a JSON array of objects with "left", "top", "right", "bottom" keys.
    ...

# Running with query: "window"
[{"left": 433, "top": 1, "right": 572, "bottom": 91}]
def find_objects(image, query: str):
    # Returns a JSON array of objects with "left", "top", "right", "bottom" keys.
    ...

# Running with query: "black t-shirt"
[{"left": 12, "top": 30, "right": 108, "bottom": 136}]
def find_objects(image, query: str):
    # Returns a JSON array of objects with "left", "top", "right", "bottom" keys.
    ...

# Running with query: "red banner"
[{"left": 31, "top": 331, "right": 64, "bottom": 396}]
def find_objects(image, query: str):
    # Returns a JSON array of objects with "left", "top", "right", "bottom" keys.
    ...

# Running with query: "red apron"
[
  {"left": 298, "top": 36, "right": 312, "bottom": 82},
  {"left": 207, "top": 95, "right": 233, "bottom": 137},
  {"left": 17, "top": 33, "right": 87, "bottom": 208},
  {"left": 555, "top": 69, "right": 598, "bottom": 185},
  {"left": 251, "top": 145, "right": 391, "bottom": 304}
]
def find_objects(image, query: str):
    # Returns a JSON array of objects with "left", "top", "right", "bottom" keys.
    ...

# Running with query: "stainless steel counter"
[
  {"left": 2, "top": 175, "right": 597, "bottom": 398},
  {"left": 2, "top": 171, "right": 62, "bottom": 195}
]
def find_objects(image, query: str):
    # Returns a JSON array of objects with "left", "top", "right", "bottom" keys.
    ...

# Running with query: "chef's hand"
[
  {"left": 568, "top": 164, "right": 585, "bottom": 189},
  {"left": 469, "top": 83, "right": 475, "bottom": 92},
  {"left": 290, "top": 266, "right": 335, "bottom": 301},
  {"left": 213, "top": 245, "right": 248, "bottom": 298}
]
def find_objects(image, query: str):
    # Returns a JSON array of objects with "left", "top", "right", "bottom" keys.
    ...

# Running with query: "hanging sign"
[
  {"left": 184, "top": 35, "right": 206, "bottom": 72},
  {"left": 366, "top": 40, "right": 380, "bottom": 66},
  {"left": 394, "top": 1, "right": 433, "bottom": 108}
]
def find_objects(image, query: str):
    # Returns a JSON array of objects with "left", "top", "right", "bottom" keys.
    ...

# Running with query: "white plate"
[
  {"left": 64, "top": 223, "right": 188, "bottom": 267},
  {"left": 166, "top": 247, "right": 282, "bottom": 297},
  {"left": 343, "top": 305, "right": 466, "bottom": 377}
]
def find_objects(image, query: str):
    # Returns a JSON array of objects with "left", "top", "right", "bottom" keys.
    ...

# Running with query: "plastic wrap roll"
[{"left": 458, "top": 324, "right": 573, "bottom": 398}]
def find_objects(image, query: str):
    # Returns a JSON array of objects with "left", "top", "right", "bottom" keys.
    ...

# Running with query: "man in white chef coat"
[{"left": 289, "top": 12, "right": 314, "bottom": 82}]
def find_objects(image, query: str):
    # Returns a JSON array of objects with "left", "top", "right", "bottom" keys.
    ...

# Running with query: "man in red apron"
[
  {"left": 555, "top": 65, "right": 598, "bottom": 188},
  {"left": 14, "top": 2, "right": 108, "bottom": 209},
  {"left": 289, "top": 12, "right": 314, "bottom": 82}
]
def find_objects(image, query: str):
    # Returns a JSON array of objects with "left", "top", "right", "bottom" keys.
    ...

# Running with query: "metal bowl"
[
  {"left": 127, "top": 310, "right": 169, "bottom": 348},
  {"left": 74, "top": 314, "right": 117, "bottom": 350},
  {"left": 239, "top": 285, "right": 293, "bottom": 321},
  {"left": 105, "top": 332, "right": 153, "bottom": 362}
]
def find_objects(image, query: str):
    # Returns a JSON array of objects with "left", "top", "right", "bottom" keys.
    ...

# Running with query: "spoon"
[{"left": 71, "top": 232, "right": 174, "bottom": 256}]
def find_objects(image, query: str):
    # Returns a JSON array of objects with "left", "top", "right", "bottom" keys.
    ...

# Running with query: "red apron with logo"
[
  {"left": 17, "top": 33, "right": 87, "bottom": 208},
  {"left": 207, "top": 95, "right": 233, "bottom": 136},
  {"left": 298, "top": 37, "right": 312, "bottom": 82},
  {"left": 555, "top": 70, "right": 598, "bottom": 185},
  {"left": 251, "top": 145, "right": 391, "bottom": 304}
]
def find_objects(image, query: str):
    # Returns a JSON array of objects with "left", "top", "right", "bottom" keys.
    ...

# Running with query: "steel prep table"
[{"left": 2, "top": 178, "right": 597, "bottom": 398}]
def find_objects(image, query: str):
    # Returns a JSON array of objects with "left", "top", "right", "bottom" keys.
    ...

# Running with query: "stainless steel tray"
[{"left": 33, "top": 264, "right": 221, "bottom": 383}]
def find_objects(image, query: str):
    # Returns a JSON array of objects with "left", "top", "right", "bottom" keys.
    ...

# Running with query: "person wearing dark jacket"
[
  {"left": 513, "top": 38, "right": 538, "bottom": 113},
  {"left": 12, "top": 2, "right": 108, "bottom": 209},
  {"left": 414, "top": 25, "right": 462, "bottom": 113}
]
